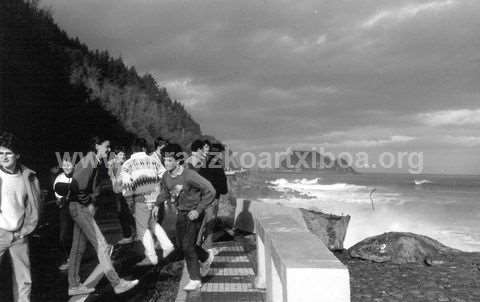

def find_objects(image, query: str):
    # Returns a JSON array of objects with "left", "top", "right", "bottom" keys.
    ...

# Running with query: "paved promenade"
[{"left": 176, "top": 240, "right": 265, "bottom": 302}]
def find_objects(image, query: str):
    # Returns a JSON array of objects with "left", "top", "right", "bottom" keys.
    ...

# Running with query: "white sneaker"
[
  {"left": 58, "top": 258, "right": 69, "bottom": 271},
  {"left": 113, "top": 279, "right": 139, "bottom": 294},
  {"left": 183, "top": 279, "right": 202, "bottom": 291},
  {"left": 117, "top": 237, "right": 133, "bottom": 245},
  {"left": 68, "top": 285, "right": 95, "bottom": 296},
  {"left": 162, "top": 245, "right": 175, "bottom": 258},
  {"left": 200, "top": 249, "right": 215, "bottom": 277}
]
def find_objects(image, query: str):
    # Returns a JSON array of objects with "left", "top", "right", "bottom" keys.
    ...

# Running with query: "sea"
[{"left": 258, "top": 172, "right": 480, "bottom": 252}]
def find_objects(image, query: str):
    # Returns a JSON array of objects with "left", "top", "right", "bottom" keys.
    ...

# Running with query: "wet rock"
[
  {"left": 349, "top": 232, "right": 459, "bottom": 264},
  {"left": 301, "top": 208, "right": 350, "bottom": 250}
]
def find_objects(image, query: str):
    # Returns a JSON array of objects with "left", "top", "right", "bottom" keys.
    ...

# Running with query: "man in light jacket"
[{"left": 0, "top": 131, "right": 41, "bottom": 302}]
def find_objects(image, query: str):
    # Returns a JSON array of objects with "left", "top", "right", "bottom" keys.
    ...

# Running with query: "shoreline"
[{"left": 229, "top": 170, "right": 480, "bottom": 301}]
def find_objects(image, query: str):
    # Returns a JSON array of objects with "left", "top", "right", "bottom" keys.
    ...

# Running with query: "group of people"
[{"left": 0, "top": 131, "right": 228, "bottom": 301}]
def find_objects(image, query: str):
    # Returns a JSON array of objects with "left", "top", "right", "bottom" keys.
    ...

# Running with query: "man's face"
[
  {"left": 164, "top": 156, "right": 178, "bottom": 172},
  {"left": 0, "top": 146, "right": 19, "bottom": 171},
  {"left": 96, "top": 140, "right": 111, "bottom": 159},
  {"left": 116, "top": 151, "right": 126, "bottom": 163},
  {"left": 201, "top": 144, "right": 210, "bottom": 157},
  {"left": 62, "top": 160, "right": 74, "bottom": 175}
]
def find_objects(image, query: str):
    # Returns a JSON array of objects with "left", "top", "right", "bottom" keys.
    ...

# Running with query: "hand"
[
  {"left": 152, "top": 206, "right": 159, "bottom": 220},
  {"left": 88, "top": 203, "right": 96, "bottom": 215},
  {"left": 126, "top": 197, "right": 135, "bottom": 213},
  {"left": 187, "top": 210, "right": 199, "bottom": 221}
]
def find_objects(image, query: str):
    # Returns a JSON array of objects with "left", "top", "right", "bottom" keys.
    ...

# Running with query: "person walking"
[
  {"left": 157, "top": 143, "right": 216, "bottom": 291},
  {"left": 53, "top": 159, "right": 74, "bottom": 271},
  {"left": 197, "top": 142, "right": 228, "bottom": 248},
  {"left": 67, "top": 136, "right": 138, "bottom": 296},
  {"left": 0, "top": 131, "right": 41, "bottom": 302},
  {"left": 150, "top": 136, "right": 168, "bottom": 224},
  {"left": 107, "top": 146, "right": 135, "bottom": 244},
  {"left": 121, "top": 138, "right": 174, "bottom": 266}
]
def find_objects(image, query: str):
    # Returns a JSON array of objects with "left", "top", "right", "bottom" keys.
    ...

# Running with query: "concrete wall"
[{"left": 234, "top": 199, "right": 351, "bottom": 302}]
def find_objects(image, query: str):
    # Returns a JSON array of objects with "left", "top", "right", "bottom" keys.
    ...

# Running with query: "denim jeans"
[
  {"left": 176, "top": 211, "right": 209, "bottom": 281},
  {"left": 58, "top": 205, "right": 73, "bottom": 261},
  {"left": 115, "top": 193, "right": 135, "bottom": 238},
  {"left": 196, "top": 198, "right": 219, "bottom": 248},
  {"left": 0, "top": 230, "right": 31, "bottom": 302},
  {"left": 68, "top": 202, "right": 120, "bottom": 288},
  {"left": 135, "top": 202, "right": 173, "bottom": 263}
]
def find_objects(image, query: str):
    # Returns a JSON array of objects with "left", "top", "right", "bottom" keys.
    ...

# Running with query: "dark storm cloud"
[{"left": 43, "top": 0, "right": 480, "bottom": 173}]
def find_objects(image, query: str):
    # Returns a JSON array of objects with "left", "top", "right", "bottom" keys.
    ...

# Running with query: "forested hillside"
[{"left": 0, "top": 0, "right": 203, "bottom": 172}]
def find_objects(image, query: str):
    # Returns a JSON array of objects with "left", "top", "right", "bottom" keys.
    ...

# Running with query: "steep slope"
[{"left": 0, "top": 0, "right": 203, "bottom": 172}]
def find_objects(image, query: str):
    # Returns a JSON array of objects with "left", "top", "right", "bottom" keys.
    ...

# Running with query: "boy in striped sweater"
[{"left": 121, "top": 138, "right": 174, "bottom": 266}]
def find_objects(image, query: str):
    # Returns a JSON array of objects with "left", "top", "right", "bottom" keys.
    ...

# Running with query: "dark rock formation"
[
  {"left": 349, "top": 232, "right": 460, "bottom": 264},
  {"left": 301, "top": 208, "right": 351, "bottom": 251},
  {"left": 279, "top": 150, "right": 356, "bottom": 173}
]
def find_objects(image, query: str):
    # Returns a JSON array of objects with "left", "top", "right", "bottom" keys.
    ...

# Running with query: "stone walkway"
[{"left": 176, "top": 241, "right": 265, "bottom": 302}]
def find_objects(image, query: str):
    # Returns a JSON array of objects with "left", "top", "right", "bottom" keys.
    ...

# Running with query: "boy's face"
[
  {"left": 164, "top": 156, "right": 178, "bottom": 172},
  {"left": 0, "top": 146, "right": 19, "bottom": 171},
  {"left": 116, "top": 151, "right": 126, "bottom": 163},
  {"left": 201, "top": 144, "right": 210, "bottom": 156},
  {"left": 62, "top": 160, "right": 74, "bottom": 175},
  {"left": 95, "top": 140, "right": 111, "bottom": 159}
]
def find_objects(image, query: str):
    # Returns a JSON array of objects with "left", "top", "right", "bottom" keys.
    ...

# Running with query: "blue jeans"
[
  {"left": 0, "top": 230, "right": 31, "bottom": 302},
  {"left": 68, "top": 202, "right": 120, "bottom": 287},
  {"left": 176, "top": 211, "right": 209, "bottom": 281}
]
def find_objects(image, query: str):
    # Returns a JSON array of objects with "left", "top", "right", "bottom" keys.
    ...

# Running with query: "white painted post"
[{"left": 254, "top": 233, "right": 266, "bottom": 289}]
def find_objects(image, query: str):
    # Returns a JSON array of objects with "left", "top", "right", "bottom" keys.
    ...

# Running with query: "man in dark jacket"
[{"left": 197, "top": 142, "right": 228, "bottom": 248}]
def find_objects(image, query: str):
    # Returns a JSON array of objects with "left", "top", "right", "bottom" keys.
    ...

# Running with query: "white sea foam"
[
  {"left": 268, "top": 178, "right": 397, "bottom": 204},
  {"left": 264, "top": 177, "right": 480, "bottom": 251}
]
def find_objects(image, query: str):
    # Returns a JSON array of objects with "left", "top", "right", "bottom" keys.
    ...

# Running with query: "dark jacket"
[
  {"left": 157, "top": 168, "right": 215, "bottom": 214},
  {"left": 70, "top": 152, "right": 102, "bottom": 205},
  {"left": 199, "top": 155, "right": 228, "bottom": 198}
]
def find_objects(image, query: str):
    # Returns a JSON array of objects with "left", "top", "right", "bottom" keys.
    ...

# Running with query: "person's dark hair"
[
  {"left": 162, "top": 143, "right": 185, "bottom": 163},
  {"left": 191, "top": 139, "right": 205, "bottom": 152},
  {"left": 131, "top": 138, "right": 148, "bottom": 153},
  {"left": 203, "top": 139, "right": 212, "bottom": 149},
  {"left": 210, "top": 143, "right": 225, "bottom": 153},
  {"left": 88, "top": 136, "right": 108, "bottom": 152},
  {"left": 113, "top": 145, "right": 127, "bottom": 154},
  {"left": 0, "top": 131, "right": 21, "bottom": 154},
  {"left": 154, "top": 136, "right": 168, "bottom": 149}
]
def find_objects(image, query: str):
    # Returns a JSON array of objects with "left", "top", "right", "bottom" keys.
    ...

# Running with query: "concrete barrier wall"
[{"left": 234, "top": 199, "right": 351, "bottom": 302}]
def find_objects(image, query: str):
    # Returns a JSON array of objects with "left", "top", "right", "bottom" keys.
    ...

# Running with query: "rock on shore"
[
  {"left": 301, "top": 208, "right": 351, "bottom": 250},
  {"left": 349, "top": 232, "right": 460, "bottom": 264}
]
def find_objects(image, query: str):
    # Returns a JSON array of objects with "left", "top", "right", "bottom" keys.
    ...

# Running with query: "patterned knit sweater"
[{"left": 120, "top": 152, "right": 164, "bottom": 205}]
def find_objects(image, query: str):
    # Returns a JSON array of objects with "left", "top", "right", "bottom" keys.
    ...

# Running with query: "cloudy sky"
[{"left": 43, "top": 0, "right": 480, "bottom": 174}]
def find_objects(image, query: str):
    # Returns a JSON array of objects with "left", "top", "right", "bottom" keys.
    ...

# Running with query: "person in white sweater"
[
  {"left": 121, "top": 138, "right": 174, "bottom": 266},
  {"left": 0, "top": 132, "right": 41, "bottom": 302}
]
